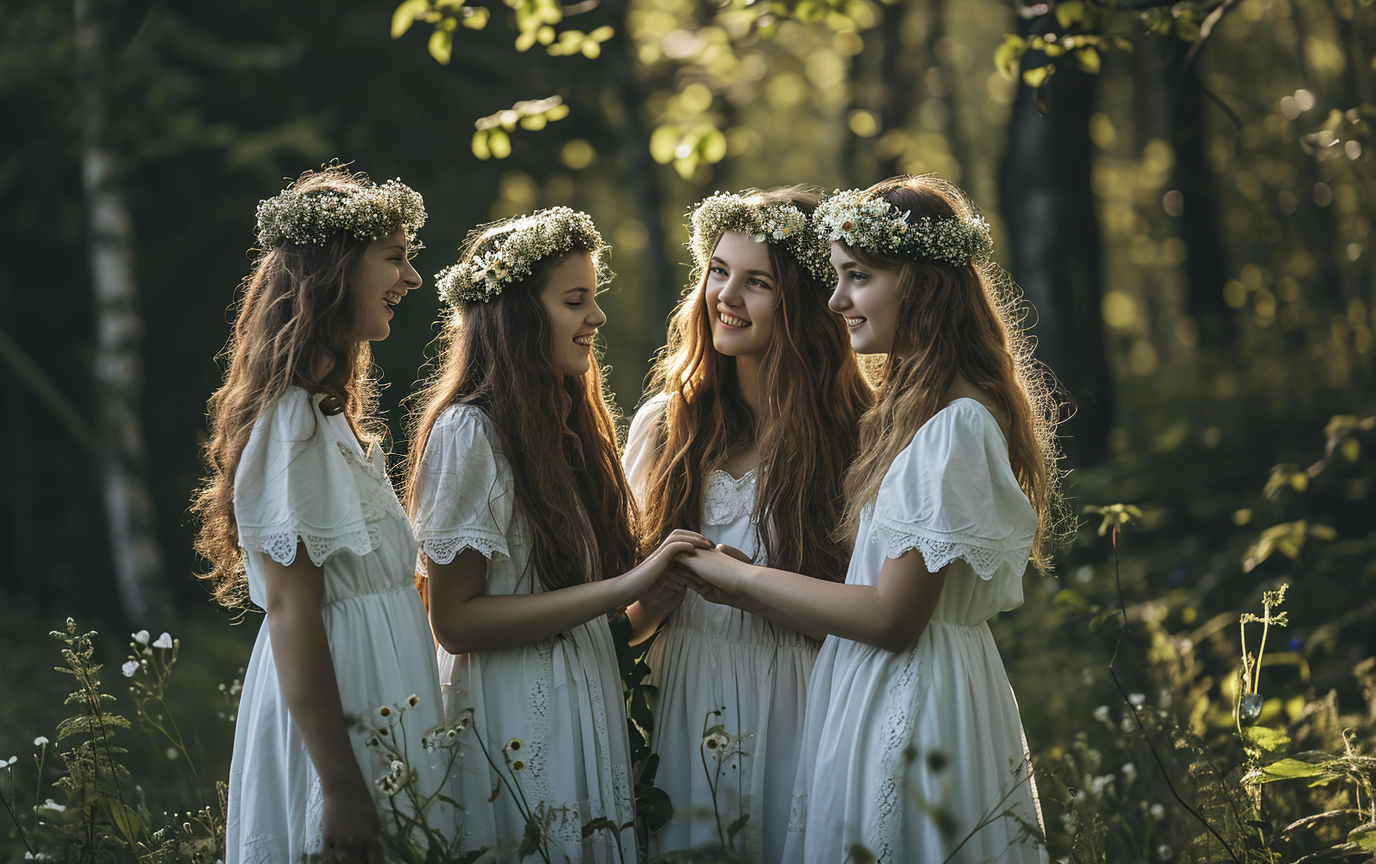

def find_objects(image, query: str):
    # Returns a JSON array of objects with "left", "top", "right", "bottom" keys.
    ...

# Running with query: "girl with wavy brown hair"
[
  {"left": 191, "top": 166, "right": 452, "bottom": 864},
  {"left": 623, "top": 189, "right": 872, "bottom": 862},
  {"left": 405, "top": 207, "right": 708, "bottom": 863},
  {"left": 678, "top": 175, "right": 1062, "bottom": 863}
]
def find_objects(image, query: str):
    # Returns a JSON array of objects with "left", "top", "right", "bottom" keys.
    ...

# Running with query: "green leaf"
[
  {"left": 847, "top": 844, "right": 877, "bottom": 864},
  {"left": 471, "top": 130, "right": 491, "bottom": 161},
  {"left": 427, "top": 28, "right": 454, "bottom": 64},
  {"left": 1349, "top": 823, "right": 1376, "bottom": 850},
  {"left": 463, "top": 6, "right": 490, "bottom": 29},
  {"left": 488, "top": 128, "right": 512, "bottom": 159},
  {"left": 1055, "top": 0, "right": 1085, "bottom": 29},
  {"left": 1076, "top": 46, "right": 1101, "bottom": 74},
  {"left": 994, "top": 34, "right": 1027, "bottom": 80},
  {"left": 582, "top": 817, "right": 615, "bottom": 838},
  {"left": 726, "top": 812, "right": 751, "bottom": 842},
  {"left": 1243, "top": 725, "right": 1291, "bottom": 753},
  {"left": 518, "top": 816, "right": 544, "bottom": 857},
  {"left": 1258, "top": 757, "right": 1328, "bottom": 782},
  {"left": 392, "top": 0, "right": 430, "bottom": 38}
]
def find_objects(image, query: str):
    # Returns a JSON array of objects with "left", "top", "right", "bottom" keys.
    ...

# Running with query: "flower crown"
[
  {"left": 436, "top": 206, "right": 607, "bottom": 305},
  {"left": 815, "top": 189, "right": 994, "bottom": 267},
  {"left": 255, "top": 176, "right": 427, "bottom": 248},
  {"left": 688, "top": 191, "right": 835, "bottom": 287}
]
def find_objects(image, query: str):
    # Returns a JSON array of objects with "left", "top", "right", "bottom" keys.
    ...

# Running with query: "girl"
[
  {"left": 192, "top": 166, "right": 452, "bottom": 864},
  {"left": 678, "top": 175, "right": 1061, "bottom": 863},
  {"left": 622, "top": 189, "right": 871, "bottom": 861},
  {"left": 406, "top": 206, "right": 709, "bottom": 863}
]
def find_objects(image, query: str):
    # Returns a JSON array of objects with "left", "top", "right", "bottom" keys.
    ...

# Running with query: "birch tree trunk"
[{"left": 74, "top": 0, "right": 177, "bottom": 628}]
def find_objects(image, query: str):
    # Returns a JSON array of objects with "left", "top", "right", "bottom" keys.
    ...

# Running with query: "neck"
[{"left": 734, "top": 354, "right": 763, "bottom": 418}]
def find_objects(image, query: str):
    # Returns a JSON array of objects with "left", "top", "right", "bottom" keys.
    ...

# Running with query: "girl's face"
[
  {"left": 539, "top": 251, "right": 605, "bottom": 377},
  {"left": 704, "top": 230, "right": 777, "bottom": 360},
  {"left": 354, "top": 227, "right": 421, "bottom": 342},
  {"left": 828, "top": 242, "right": 902, "bottom": 355}
]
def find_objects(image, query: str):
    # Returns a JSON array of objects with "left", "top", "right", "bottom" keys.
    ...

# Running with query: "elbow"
[
  {"left": 429, "top": 615, "right": 474, "bottom": 656},
  {"left": 870, "top": 616, "right": 925, "bottom": 653}
]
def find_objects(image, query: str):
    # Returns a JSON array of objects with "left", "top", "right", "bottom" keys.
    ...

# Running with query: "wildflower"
[
  {"left": 1128, "top": 692, "right": 1146, "bottom": 708},
  {"left": 39, "top": 799, "right": 65, "bottom": 813},
  {"left": 133, "top": 630, "right": 150, "bottom": 645},
  {"left": 1122, "top": 762, "right": 1137, "bottom": 783},
  {"left": 705, "top": 737, "right": 719, "bottom": 750},
  {"left": 365, "top": 736, "right": 380, "bottom": 748},
  {"left": 379, "top": 705, "right": 392, "bottom": 717},
  {"left": 167, "top": 748, "right": 180, "bottom": 761},
  {"left": 1150, "top": 803, "right": 1165, "bottom": 819},
  {"left": 407, "top": 694, "right": 419, "bottom": 707},
  {"left": 511, "top": 759, "right": 525, "bottom": 771},
  {"left": 121, "top": 661, "right": 139, "bottom": 677},
  {"left": 506, "top": 738, "right": 523, "bottom": 752},
  {"left": 391, "top": 760, "right": 405, "bottom": 772},
  {"left": 1157, "top": 844, "right": 1173, "bottom": 861},
  {"left": 1092, "top": 705, "right": 1110, "bottom": 723},
  {"left": 33, "top": 737, "right": 48, "bottom": 747},
  {"left": 153, "top": 632, "right": 173, "bottom": 649}
]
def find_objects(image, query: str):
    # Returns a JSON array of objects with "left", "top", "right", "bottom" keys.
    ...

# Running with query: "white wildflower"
[
  {"left": 39, "top": 799, "right": 65, "bottom": 812},
  {"left": 33, "top": 737, "right": 48, "bottom": 747},
  {"left": 121, "top": 661, "right": 139, "bottom": 677},
  {"left": 132, "top": 630, "right": 150, "bottom": 645},
  {"left": 153, "top": 632, "right": 173, "bottom": 649},
  {"left": 1092, "top": 705, "right": 1110, "bottom": 723}
]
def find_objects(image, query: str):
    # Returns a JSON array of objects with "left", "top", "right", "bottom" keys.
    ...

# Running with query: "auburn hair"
[
  {"left": 191, "top": 167, "right": 384, "bottom": 608},
  {"left": 404, "top": 234, "right": 637, "bottom": 596},
  {"left": 836, "top": 175, "right": 1064, "bottom": 570},
  {"left": 639, "top": 188, "right": 873, "bottom": 581}
]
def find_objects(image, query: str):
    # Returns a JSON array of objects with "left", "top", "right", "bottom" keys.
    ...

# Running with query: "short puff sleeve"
[
  {"left": 234, "top": 388, "right": 374, "bottom": 567},
  {"left": 622, "top": 394, "right": 667, "bottom": 507},
  {"left": 870, "top": 399, "right": 1036, "bottom": 582},
  {"left": 411, "top": 405, "right": 514, "bottom": 565}
]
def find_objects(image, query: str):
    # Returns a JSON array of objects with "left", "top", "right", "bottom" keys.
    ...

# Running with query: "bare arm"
[
  {"left": 263, "top": 543, "right": 381, "bottom": 864},
  {"left": 428, "top": 530, "right": 711, "bottom": 655},
  {"left": 676, "top": 546, "right": 947, "bottom": 652}
]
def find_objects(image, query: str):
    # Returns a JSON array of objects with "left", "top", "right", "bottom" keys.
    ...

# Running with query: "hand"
[
  {"left": 674, "top": 545, "right": 752, "bottom": 595},
  {"left": 320, "top": 781, "right": 382, "bottom": 863},
  {"left": 620, "top": 530, "right": 712, "bottom": 604},
  {"left": 688, "top": 573, "right": 769, "bottom": 616},
  {"left": 714, "top": 543, "right": 754, "bottom": 565},
  {"left": 637, "top": 564, "right": 688, "bottom": 618}
]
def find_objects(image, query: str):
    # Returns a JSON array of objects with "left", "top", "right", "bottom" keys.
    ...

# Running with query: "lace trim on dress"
[
  {"left": 866, "top": 647, "right": 923, "bottom": 864},
  {"left": 421, "top": 530, "right": 509, "bottom": 565},
  {"left": 703, "top": 469, "right": 757, "bottom": 525},
  {"left": 239, "top": 525, "right": 375, "bottom": 568},
  {"left": 787, "top": 790, "right": 809, "bottom": 834},
  {"left": 868, "top": 515, "right": 1029, "bottom": 581}
]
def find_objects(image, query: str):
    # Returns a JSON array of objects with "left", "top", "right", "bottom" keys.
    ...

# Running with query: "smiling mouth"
[
  {"left": 384, "top": 292, "right": 402, "bottom": 309},
  {"left": 718, "top": 312, "right": 750, "bottom": 328},
  {"left": 573, "top": 333, "right": 595, "bottom": 346},
  {"left": 844, "top": 317, "right": 866, "bottom": 328}
]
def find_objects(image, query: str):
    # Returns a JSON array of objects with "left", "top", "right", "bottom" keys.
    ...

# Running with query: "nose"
[
  {"left": 401, "top": 257, "right": 421, "bottom": 292},
  {"left": 828, "top": 282, "right": 850, "bottom": 313},
  {"left": 718, "top": 273, "right": 744, "bottom": 305},
  {"left": 587, "top": 297, "right": 607, "bottom": 328}
]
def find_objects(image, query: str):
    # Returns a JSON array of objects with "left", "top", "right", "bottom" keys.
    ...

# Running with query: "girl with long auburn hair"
[
  {"left": 622, "top": 189, "right": 871, "bottom": 861},
  {"left": 191, "top": 166, "right": 452, "bottom": 863},
  {"left": 678, "top": 175, "right": 1063, "bottom": 863},
  {"left": 405, "top": 207, "right": 709, "bottom": 863}
]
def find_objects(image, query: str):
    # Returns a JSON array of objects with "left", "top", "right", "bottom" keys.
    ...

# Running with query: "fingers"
[{"left": 664, "top": 528, "right": 712, "bottom": 548}]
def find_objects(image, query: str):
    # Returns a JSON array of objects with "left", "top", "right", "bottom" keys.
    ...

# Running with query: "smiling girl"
[
  {"left": 678, "top": 176, "right": 1062, "bottom": 863},
  {"left": 405, "top": 207, "right": 709, "bottom": 862},
  {"left": 192, "top": 166, "right": 452, "bottom": 864},
  {"left": 623, "top": 189, "right": 871, "bottom": 861}
]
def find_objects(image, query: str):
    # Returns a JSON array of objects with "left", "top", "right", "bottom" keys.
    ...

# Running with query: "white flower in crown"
[
  {"left": 437, "top": 206, "right": 608, "bottom": 305},
  {"left": 255, "top": 175, "right": 427, "bottom": 249},
  {"left": 816, "top": 188, "right": 993, "bottom": 266},
  {"left": 688, "top": 191, "right": 835, "bottom": 287}
]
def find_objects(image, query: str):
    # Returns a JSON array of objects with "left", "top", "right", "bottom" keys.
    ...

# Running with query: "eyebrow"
[
  {"left": 384, "top": 242, "right": 407, "bottom": 252},
  {"left": 834, "top": 260, "right": 860, "bottom": 270}
]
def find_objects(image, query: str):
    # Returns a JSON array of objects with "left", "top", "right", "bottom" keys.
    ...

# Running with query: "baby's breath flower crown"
[
  {"left": 815, "top": 188, "right": 994, "bottom": 267},
  {"left": 254, "top": 175, "right": 426, "bottom": 249},
  {"left": 436, "top": 206, "right": 607, "bottom": 305},
  {"left": 689, "top": 191, "right": 835, "bottom": 287}
]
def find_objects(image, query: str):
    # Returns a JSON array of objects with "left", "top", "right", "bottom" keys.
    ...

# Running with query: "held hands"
[
  {"left": 674, "top": 543, "right": 754, "bottom": 596},
  {"left": 621, "top": 529, "right": 712, "bottom": 606}
]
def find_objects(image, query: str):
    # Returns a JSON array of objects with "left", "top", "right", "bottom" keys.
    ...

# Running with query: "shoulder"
[
  {"left": 253, "top": 386, "right": 323, "bottom": 442},
  {"left": 627, "top": 393, "right": 669, "bottom": 438},
  {"left": 898, "top": 398, "right": 1006, "bottom": 466},
  {"left": 421, "top": 403, "right": 508, "bottom": 476}
]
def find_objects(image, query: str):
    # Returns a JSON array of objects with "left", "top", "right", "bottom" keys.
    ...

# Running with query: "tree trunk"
[
  {"left": 74, "top": 0, "right": 177, "bottom": 629},
  {"left": 1170, "top": 66, "right": 1234, "bottom": 348},
  {"left": 998, "top": 25, "right": 1113, "bottom": 466}
]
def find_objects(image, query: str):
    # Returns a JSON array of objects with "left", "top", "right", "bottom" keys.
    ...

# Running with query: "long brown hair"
[
  {"left": 404, "top": 227, "right": 637, "bottom": 594},
  {"left": 639, "top": 188, "right": 873, "bottom": 581},
  {"left": 837, "top": 175, "right": 1064, "bottom": 569},
  {"left": 191, "top": 167, "right": 383, "bottom": 608}
]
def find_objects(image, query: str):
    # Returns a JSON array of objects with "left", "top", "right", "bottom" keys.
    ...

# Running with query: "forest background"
[{"left": 1, "top": 0, "right": 1374, "bottom": 859}]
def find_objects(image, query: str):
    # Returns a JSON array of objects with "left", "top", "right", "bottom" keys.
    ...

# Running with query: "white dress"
[
  {"left": 784, "top": 399, "right": 1047, "bottom": 864},
  {"left": 225, "top": 388, "right": 452, "bottom": 864},
  {"left": 411, "top": 404, "right": 638, "bottom": 864},
  {"left": 623, "top": 395, "right": 819, "bottom": 863}
]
